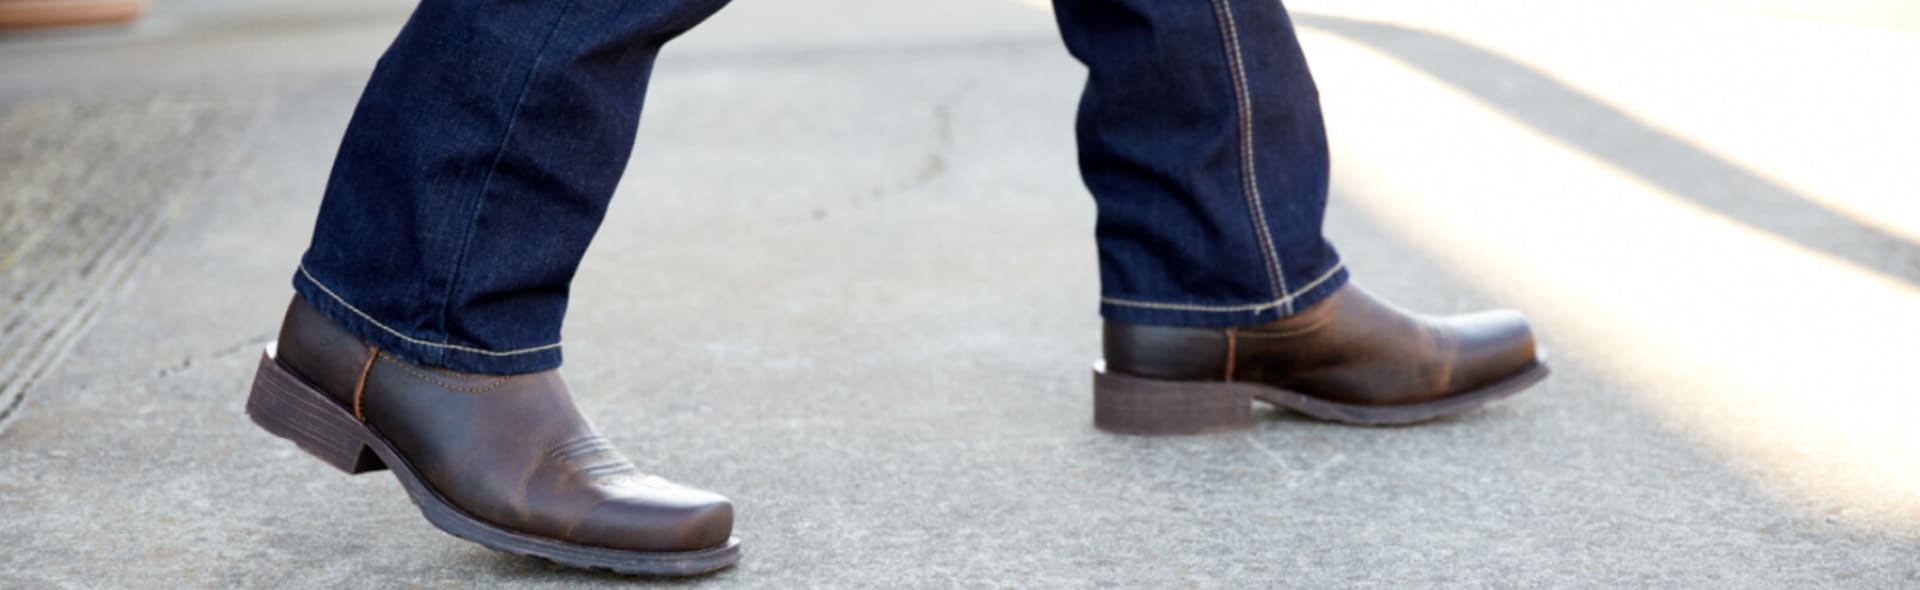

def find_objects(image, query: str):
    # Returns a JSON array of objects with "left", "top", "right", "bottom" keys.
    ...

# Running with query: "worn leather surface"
[
  {"left": 1105, "top": 284, "right": 1539, "bottom": 406},
  {"left": 275, "top": 297, "right": 732, "bottom": 553}
]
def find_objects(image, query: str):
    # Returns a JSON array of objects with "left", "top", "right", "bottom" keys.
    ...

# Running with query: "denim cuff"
[
  {"left": 292, "top": 270, "right": 564, "bottom": 375},
  {"left": 1098, "top": 262, "right": 1348, "bottom": 328}
]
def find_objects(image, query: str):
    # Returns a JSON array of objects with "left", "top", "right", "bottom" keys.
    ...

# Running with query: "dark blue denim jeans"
[{"left": 296, "top": 0, "right": 1347, "bottom": 375}]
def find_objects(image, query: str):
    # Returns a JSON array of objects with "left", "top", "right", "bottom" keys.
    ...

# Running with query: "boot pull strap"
[
  {"left": 351, "top": 346, "right": 380, "bottom": 421},
  {"left": 1223, "top": 328, "right": 1237, "bottom": 383}
]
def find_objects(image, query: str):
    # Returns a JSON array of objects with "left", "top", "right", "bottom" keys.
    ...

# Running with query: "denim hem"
[
  {"left": 292, "top": 267, "right": 563, "bottom": 375},
  {"left": 1099, "top": 262, "right": 1348, "bottom": 328}
]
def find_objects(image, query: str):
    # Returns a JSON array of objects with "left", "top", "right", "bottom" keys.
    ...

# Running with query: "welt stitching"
[
  {"left": 299, "top": 265, "right": 562, "bottom": 356},
  {"left": 1101, "top": 261, "right": 1344, "bottom": 313},
  {"left": 1210, "top": 0, "right": 1291, "bottom": 312},
  {"left": 433, "top": 0, "right": 580, "bottom": 350},
  {"left": 376, "top": 351, "right": 513, "bottom": 393}
]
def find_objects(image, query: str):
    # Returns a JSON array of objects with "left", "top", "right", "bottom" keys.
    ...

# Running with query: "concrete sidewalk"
[{"left": 3, "top": 0, "right": 1918, "bottom": 587}]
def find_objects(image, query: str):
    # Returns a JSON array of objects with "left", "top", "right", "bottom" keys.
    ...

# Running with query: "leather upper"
[
  {"left": 276, "top": 297, "right": 732, "bottom": 552},
  {"left": 1104, "top": 284, "right": 1538, "bottom": 406}
]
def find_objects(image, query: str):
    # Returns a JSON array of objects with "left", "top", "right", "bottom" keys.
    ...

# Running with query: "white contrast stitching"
[
  {"left": 435, "top": 0, "right": 580, "bottom": 350},
  {"left": 1210, "top": 0, "right": 1294, "bottom": 314},
  {"left": 298, "top": 264, "right": 562, "bottom": 357},
  {"left": 1102, "top": 261, "right": 1344, "bottom": 313}
]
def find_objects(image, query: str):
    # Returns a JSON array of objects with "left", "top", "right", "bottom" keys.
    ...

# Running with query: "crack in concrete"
[
  {"left": 859, "top": 82, "right": 972, "bottom": 206},
  {"left": 155, "top": 331, "right": 276, "bottom": 379},
  {"left": 0, "top": 92, "right": 271, "bottom": 435}
]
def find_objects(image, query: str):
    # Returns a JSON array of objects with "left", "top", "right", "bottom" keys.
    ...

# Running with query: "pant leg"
[
  {"left": 1054, "top": 0, "right": 1348, "bottom": 328},
  {"left": 295, "top": 0, "right": 732, "bottom": 374}
]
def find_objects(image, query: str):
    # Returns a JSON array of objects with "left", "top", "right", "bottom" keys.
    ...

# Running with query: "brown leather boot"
[
  {"left": 1095, "top": 283, "right": 1548, "bottom": 433},
  {"left": 246, "top": 297, "right": 740, "bottom": 575}
]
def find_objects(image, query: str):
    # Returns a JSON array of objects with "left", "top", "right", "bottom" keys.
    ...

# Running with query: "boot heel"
[
  {"left": 1092, "top": 361, "right": 1253, "bottom": 435},
  {"left": 246, "top": 347, "right": 386, "bottom": 474}
]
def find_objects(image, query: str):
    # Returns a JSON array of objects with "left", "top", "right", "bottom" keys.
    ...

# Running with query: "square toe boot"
[
  {"left": 245, "top": 297, "right": 740, "bottom": 576},
  {"left": 1094, "top": 283, "right": 1550, "bottom": 433}
]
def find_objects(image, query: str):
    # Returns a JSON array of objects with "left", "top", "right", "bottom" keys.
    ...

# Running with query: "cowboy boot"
[
  {"left": 1096, "top": 283, "right": 1549, "bottom": 433},
  {"left": 246, "top": 297, "right": 740, "bottom": 575}
]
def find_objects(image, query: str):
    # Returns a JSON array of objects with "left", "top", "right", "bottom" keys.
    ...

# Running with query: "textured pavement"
[{"left": 3, "top": 1, "right": 1919, "bottom": 587}]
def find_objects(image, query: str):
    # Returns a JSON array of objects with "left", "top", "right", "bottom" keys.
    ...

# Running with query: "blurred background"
[{"left": 3, "top": 0, "right": 1917, "bottom": 587}]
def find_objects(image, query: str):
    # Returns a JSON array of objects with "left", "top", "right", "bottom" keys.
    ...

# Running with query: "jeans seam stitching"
[
  {"left": 1101, "top": 261, "right": 1343, "bottom": 313},
  {"left": 1210, "top": 0, "right": 1293, "bottom": 314},
  {"left": 299, "top": 264, "right": 562, "bottom": 357},
  {"left": 433, "top": 0, "right": 580, "bottom": 348}
]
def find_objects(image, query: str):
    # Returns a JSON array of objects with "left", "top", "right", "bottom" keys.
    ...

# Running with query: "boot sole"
[
  {"left": 1092, "top": 354, "right": 1551, "bottom": 434},
  {"left": 245, "top": 346, "right": 742, "bottom": 576}
]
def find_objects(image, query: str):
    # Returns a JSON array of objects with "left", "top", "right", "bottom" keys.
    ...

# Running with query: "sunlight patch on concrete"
[
  {"left": 1693, "top": 0, "right": 1920, "bottom": 31},
  {"left": 1301, "top": 28, "right": 1920, "bottom": 531},
  {"left": 1288, "top": 0, "right": 1920, "bottom": 250}
]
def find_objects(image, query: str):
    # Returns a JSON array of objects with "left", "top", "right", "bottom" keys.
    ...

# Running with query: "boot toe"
[
  {"left": 1444, "top": 309, "right": 1540, "bottom": 391},
  {"left": 569, "top": 485, "right": 734, "bottom": 553}
]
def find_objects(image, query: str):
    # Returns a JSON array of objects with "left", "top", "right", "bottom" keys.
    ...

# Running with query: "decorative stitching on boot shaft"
[
  {"left": 548, "top": 435, "right": 616, "bottom": 462},
  {"left": 375, "top": 351, "right": 513, "bottom": 393}
]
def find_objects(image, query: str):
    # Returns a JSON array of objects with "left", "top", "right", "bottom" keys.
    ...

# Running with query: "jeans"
[{"left": 295, "top": 0, "right": 1348, "bottom": 375}]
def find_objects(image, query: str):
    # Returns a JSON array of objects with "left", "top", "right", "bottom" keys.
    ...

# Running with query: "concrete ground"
[{"left": 3, "top": 0, "right": 1919, "bottom": 587}]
